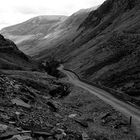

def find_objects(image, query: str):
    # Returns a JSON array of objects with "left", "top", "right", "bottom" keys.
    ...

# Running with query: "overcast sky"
[{"left": 0, "top": 0, "right": 105, "bottom": 29}]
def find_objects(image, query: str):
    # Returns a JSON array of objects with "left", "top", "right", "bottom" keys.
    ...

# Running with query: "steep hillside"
[
  {"left": 34, "top": 0, "right": 140, "bottom": 101},
  {"left": 0, "top": 71, "right": 138, "bottom": 140},
  {"left": 67, "top": 0, "right": 140, "bottom": 97},
  {"left": 0, "top": 34, "right": 38, "bottom": 70}
]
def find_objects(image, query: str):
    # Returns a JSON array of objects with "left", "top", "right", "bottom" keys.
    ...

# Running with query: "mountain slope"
[
  {"left": 0, "top": 8, "right": 96, "bottom": 56},
  {"left": 0, "top": 34, "right": 137, "bottom": 140},
  {"left": 1, "top": 15, "right": 67, "bottom": 36},
  {"left": 0, "top": 15, "right": 67, "bottom": 55},
  {"left": 0, "top": 34, "right": 39, "bottom": 70},
  {"left": 1, "top": 0, "right": 140, "bottom": 101},
  {"left": 65, "top": 0, "right": 140, "bottom": 98},
  {"left": 34, "top": 0, "right": 140, "bottom": 100}
]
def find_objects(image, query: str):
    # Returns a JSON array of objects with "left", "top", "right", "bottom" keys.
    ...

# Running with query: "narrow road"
[{"left": 58, "top": 65, "right": 140, "bottom": 135}]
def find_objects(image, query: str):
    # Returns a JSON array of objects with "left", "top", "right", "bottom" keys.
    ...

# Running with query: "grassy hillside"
[
  {"left": 33, "top": 0, "right": 140, "bottom": 101},
  {"left": 0, "top": 70, "right": 138, "bottom": 140},
  {"left": 1, "top": 16, "right": 67, "bottom": 36},
  {"left": 0, "top": 34, "right": 39, "bottom": 70},
  {"left": 0, "top": 9, "right": 96, "bottom": 56}
]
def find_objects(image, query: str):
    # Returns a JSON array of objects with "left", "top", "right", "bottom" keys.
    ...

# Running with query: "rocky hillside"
[
  {"left": 0, "top": 35, "right": 136, "bottom": 139},
  {"left": 0, "top": 34, "right": 39, "bottom": 70},
  {"left": 1, "top": 16, "right": 67, "bottom": 36}
]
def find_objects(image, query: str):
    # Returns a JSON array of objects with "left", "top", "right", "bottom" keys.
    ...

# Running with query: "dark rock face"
[{"left": 0, "top": 34, "right": 4, "bottom": 40}]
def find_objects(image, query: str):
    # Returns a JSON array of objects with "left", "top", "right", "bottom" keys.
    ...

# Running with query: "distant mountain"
[
  {"left": 0, "top": 15, "right": 67, "bottom": 55},
  {"left": 27, "top": 0, "right": 140, "bottom": 98},
  {"left": 0, "top": 34, "right": 39, "bottom": 70},
  {"left": 60, "top": 0, "right": 140, "bottom": 98},
  {"left": 0, "top": 9, "right": 96, "bottom": 56}
]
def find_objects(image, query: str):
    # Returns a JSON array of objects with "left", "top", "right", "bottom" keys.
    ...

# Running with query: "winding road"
[{"left": 58, "top": 65, "right": 140, "bottom": 135}]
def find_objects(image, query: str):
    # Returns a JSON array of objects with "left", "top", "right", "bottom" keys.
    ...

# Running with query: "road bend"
[{"left": 58, "top": 65, "right": 140, "bottom": 135}]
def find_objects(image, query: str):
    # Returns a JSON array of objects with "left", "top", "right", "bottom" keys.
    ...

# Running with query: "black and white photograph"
[{"left": 0, "top": 0, "right": 140, "bottom": 139}]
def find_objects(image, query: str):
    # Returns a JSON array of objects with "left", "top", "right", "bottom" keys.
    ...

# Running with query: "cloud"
[
  {"left": 0, "top": 21, "right": 11, "bottom": 29},
  {"left": 0, "top": 21, "right": 9, "bottom": 25},
  {"left": 14, "top": 6, "right": 39, "bottom": 15}
]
